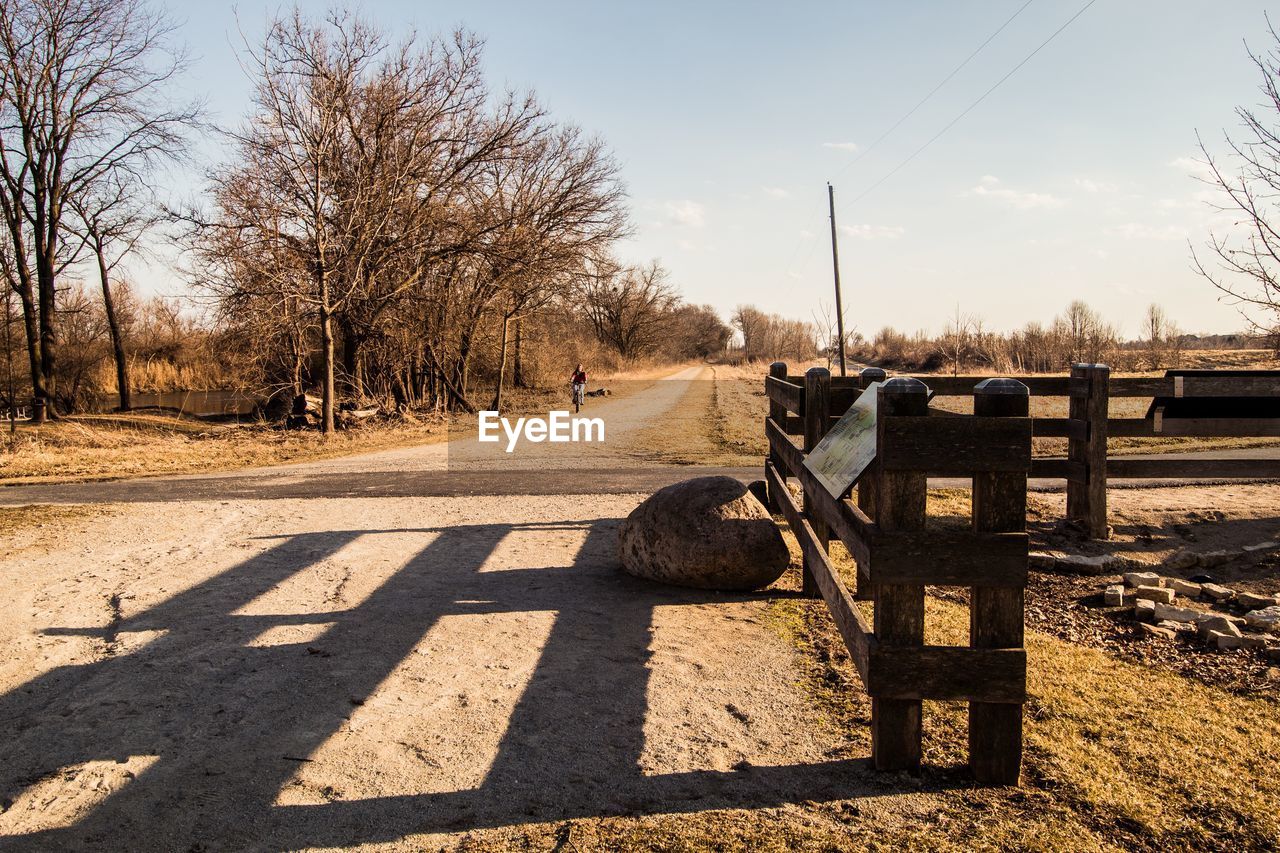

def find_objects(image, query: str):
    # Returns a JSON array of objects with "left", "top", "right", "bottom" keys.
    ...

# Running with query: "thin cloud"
[
  {"left": 821, "top": 142, "right": 860, "bottom": 152},
  {"left": 840, "top": 223, "right": 905, "bottom": 240},
  {"left": 762, "top": 186, "right": 791, "bottom": 199},
  {"left": 969, "top": 175, "right": 1064, "bottom": 210},
  {"left": 663, "top": 199, "right": 705, "bottom": 228},
  {"left": 1170, "top": 156, "right": 1216, "bottom": 181}
]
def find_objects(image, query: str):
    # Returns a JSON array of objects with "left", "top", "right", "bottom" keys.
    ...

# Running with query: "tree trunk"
[
  {"left": 34, "top": 219, "right": 57, "bottom": 417},
  {"left": 513, "top": 317, "right": 528, "bottom": 388},
  {"left": 319, "top": 276, "right": 336, "bottom": 435},
  {"left": 491, "top": 314, "right": 510, "bottom": 412},
  {"left": 94, "top": 243, "right": 131, "bottom": 411}
]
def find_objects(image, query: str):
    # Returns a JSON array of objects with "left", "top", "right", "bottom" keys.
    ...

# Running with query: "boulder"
[
  {"left": 1153, "top": 602, "right": 1203, "bottom": 624},
  {"left": 618, "top": 476, "right": 789, "bottom": 590},
  {"left": 1207, "top": 630, "right": 1243, "bottom": 651},
  {"left": 1135, "top": 600, "right": 1156, "bottom": 623},
  {"left": 1103, "top": 585, "right": 1125, "bottom": 606}
]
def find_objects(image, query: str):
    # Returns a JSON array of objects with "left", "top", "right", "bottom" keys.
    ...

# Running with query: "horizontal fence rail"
[
  {"left": 764, "top": 363, "right": 1030, "bottom": 783},
  {"left": 773, "top": 363, "right": 1280, "bottom": 539}
]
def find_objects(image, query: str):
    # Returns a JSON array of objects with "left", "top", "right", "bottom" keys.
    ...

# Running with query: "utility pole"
[{"left": 827, "top": 182, "right": 847, "bottom": 376}]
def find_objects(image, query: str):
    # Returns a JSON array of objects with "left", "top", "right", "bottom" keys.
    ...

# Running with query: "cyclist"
[{"left": 570, "top": 364, "right": 587, "bottom": 413}]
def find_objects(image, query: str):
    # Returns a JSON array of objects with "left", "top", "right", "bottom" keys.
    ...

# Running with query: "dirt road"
[{"left": 0, "top": 366, "right": 937, "bottom": 849}]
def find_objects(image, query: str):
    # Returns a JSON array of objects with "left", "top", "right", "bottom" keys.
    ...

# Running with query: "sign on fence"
[{"left": 803, "top": 381, "right": 880, "bottom": 497}]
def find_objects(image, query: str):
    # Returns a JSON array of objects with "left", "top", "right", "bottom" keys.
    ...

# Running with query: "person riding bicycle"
[{"left": 570, "top": 364, "right": 587, "bottom": 411}]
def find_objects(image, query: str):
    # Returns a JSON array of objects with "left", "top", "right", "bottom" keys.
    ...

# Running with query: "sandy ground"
[
  {"left": 0, "top": 494, "right": 942, "bottom": 851},
  {"left": 0, "top": 369, "right": 935, "bottom": 850}
]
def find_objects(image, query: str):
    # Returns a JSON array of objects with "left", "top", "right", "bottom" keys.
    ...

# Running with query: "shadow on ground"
[{"left": 0, "top": 515, "right": 929, "bottom": 850}]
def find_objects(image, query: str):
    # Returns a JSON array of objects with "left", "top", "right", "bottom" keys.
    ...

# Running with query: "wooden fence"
[
  {"left": 764, "top": 363, "right": 1030, "bottom": 783},
  {"left": 770, "top": 363, "right": 1280, "bottom": 539}
]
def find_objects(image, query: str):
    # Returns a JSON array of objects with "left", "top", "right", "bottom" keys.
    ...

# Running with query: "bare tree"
[
  {"left": 0, "top": 0, "right": 197, "bottom": 420},
  {"left": 1192, "top": 18, "right": 1280, "bottom": 348},
  {"left": 581, "top": 258, "right": 678, "bottom": 359}
]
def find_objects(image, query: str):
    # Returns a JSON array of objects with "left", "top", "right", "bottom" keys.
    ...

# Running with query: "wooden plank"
[
  {"left": 1032, "top": 417, "right": 1087, "bottom": 440},
  {"left": 1152, "top": 417, "right": 1280, "bottom": 437},
  {"left": 766, "top": 375, "right": 803, "bottom": 416},
  {"left": 969, "top": 385, "right": 1027, "bottom": 784},
  {"left": 1105, "top": 377, "right": 1173, "bottom": 397},
  {"left": 868, "top": 646, "right": 1026, "bottom": 703},
  {"left": 878, "top": 416, "right": 1032, "bottom": 474},
  {"left": 767, "top": 462, "right": 873, "bottom": 683},
  {"left": 873, "top": 531, "right": 1027, "bottom": 587},
  {"left": 766, "top": 417, "right": 805, "bottom": 478},
  {"left": 802, "top": 368, "right": 832, "bottom": 599},
  {"left": 766, "top": 362, "right": 789, "bottom": 513},
  {"left": 901, "top": 375, "right": 1072, "bottom": 397},
  {"left": 1105, "top": 458, "right": 1280, "bottom": 479},
  {"left": 1030, "top": 458, "right": 1085, "bottom": 480},
  {"left": 871, "top": 382, "right": 928, "bottom": 773},
  {"left": 1180, "top": 375, "right": 1280, "bottom": 397}
]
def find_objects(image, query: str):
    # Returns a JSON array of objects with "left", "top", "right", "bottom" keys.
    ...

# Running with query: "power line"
[
  {"left": 831, "top": 0, "right": 1037, "bottom": 180},
  {"left": 842, "top": 0, "right": 1100, "bottom": 211}
]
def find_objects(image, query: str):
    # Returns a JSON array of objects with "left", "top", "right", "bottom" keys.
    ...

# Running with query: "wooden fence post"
[
  {"left": 1067, "top": 363, "right": 1110, "bottom": 539},
  {"left": 969, "top": 378, "right": 1028, "bottom": 784},
  {"left": 853, "top": 366, "right": 886, "bottom": 601},
  {"left": 871, "top": 376, "right": 928, "bottom": 772},
  {"left": 766, "top": 361, "right": 789, "bottom": 512},
  {"left": 801, "top": 367, "right": 831, "bottom": 599}
]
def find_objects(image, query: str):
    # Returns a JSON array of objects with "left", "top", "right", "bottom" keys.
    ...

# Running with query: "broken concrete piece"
[
  {"left": 1237, "top": 592, "right": 1280, "bottom": 610},
  {"left": 1158, "top": 620, "right": 1193, "bottom": 632},
  {"left": 1164, "top": 551, "right": 1200, "bottom": 571},
  {"left": 1241, "top": 635, "right": 1269, "bottom": 651},
  {"left": 1134, "top": 585, "right": 1174, "bottom": 604},
  {"left": 1135, "top": 600, "right": 1156, "bottom": 623},
  {"left": 1123, "top": 571, "right": 1162, "bottom": 588},
  {"left": 1153, "top": 603, "right": 1203, "bottom": 624},
  {"left": 1104, "top": 585, "right": 1125, "bottom": 606},
  {"left": 1207, "top": 630, "right": 1243, "bottom": 650},
  {"left": 1168, "top": 579, "right": 1202, "bottom": 598},
  {"left": 1200, "top": 583, "right": 1234, "bottom": 602},
  {"left": 1140, "top": 623, "right": 1176, "bottom": 640},
  {"left": 1056, "top": 553, "right": 1122, "bottom": 576},
  {"left": 1244, "top": 606, "right": 1280, "bottom": 632},
  {"left": 1198, "top": 615, "right": 1242, "bottom": 639},
  {"left": 1028, "top": 551, "right": 1063, "bottom": 571}
]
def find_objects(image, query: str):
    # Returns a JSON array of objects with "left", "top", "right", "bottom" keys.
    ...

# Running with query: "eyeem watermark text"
[{"left": 478, "top": 410, "right": 605, "bottom": 453}]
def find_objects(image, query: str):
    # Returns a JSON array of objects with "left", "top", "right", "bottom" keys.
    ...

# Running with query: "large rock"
[{"left": 618, "top": 476, "right": 789, "bottom": 590}]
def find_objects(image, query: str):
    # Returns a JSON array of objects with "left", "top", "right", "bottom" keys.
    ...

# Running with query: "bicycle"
[{"left": 571, "top": 382, "right": 585, "bottom": 413}]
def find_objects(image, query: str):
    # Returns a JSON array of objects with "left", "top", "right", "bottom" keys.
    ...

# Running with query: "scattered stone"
[
  {"left": 1198, "top": 550, "right": 1235, "bottom": 568},
  {"left": 1164, "top": 551, "right": 1200, "bottom": 571},
  {"left": 1207, "top": 630, "right": 1243, "bottom": 651},
  {"left": 1103, "top": 584, "right": 1125, "bottom": 606},
  {"left": 1197, "top": 615, "right": 1242, "bottom": 640},
  {"left": 1153, "top": 602, "right": 1203, "bottom": 624},
  {"left": 1057, "top": 553, "right": 1124, "bottom": 576},
  {"left": 1135, "top": 600, "right": 1156, "bottom": 623},
  {"left": 1028, "top": 551, "right": 1063, "bottom": 571},
  {"left": 618, "top": 476, "right": 790, "bottom": 590},
  {"left": 1242, "top": 540, "right": 1280, "bottom": 553},
  {"left": 1158, "top": 620, "right": 1194, "bottom": 632},
  {"left": 1244, "top": 606, "right": 1280, "bottom": 632},
  {"left": 1134, "top": 585, "right": 1174, "bottom": 604},
  {"left": 1167, "top": 578, "right": 1202, "bottom": 598},
  {"left": 1200, "top": 583, "right": 1235, "bottom": 602},
  {"left": 1139, "top": 623, "right": 1176, "bottom": 640},
  {"left": 1241, "top": 635, "right": 1269, "bottom": 651},
  {"left": 1237, "top": 591, "right": 1280, "bottom": 610},
  {"left": 1123, "top": 571, "right": 1162, "bottom": 588}
]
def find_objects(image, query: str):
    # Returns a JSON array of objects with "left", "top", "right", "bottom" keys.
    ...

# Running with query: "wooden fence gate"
[{"left": 764, "top": 363, "right": 1031, "bottom": 784}]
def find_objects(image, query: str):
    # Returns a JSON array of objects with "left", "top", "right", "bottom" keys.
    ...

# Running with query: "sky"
[{"left": 147, "top": 0, "right": 1280, "bottom": 337}]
